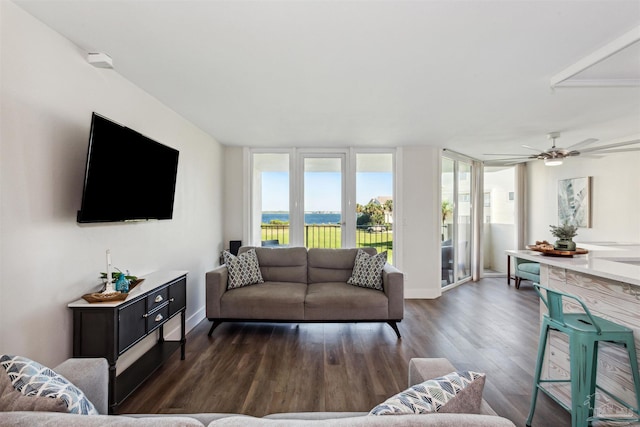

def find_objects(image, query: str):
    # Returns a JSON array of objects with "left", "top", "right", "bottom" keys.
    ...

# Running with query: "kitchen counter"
[
  {"left": 506, "top": 243, "right": 640, "bottom": 286},
  {"left": 507, "top": 243, "right": 640, "bottom": 423}
]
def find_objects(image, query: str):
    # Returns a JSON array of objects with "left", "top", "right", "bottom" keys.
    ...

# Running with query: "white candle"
[{"left": 105, "top": 249, "right": 113, "bottom": 293}]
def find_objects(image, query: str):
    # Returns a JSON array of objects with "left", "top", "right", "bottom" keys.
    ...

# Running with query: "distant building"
[{"left": 370, "top": 196, "right": 393, "bottom": 224}]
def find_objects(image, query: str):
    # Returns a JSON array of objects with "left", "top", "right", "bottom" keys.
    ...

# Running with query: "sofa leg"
[
  {"left": 208, "top": 320, "right": 222, "bottom": 336},
  {"left": 387, "top": 321, "right": 401, "bottom": 339}
]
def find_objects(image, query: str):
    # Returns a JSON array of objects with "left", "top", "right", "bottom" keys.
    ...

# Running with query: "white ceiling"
[{"left": 13, "top": 0, "right": 640, "bottom": 160}]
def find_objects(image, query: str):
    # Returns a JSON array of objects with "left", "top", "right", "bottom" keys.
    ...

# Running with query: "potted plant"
[{"left": 549, "top": 222, "right": 578, "bottom": 251}]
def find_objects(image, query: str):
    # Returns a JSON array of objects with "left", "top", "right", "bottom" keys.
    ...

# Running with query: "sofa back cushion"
[
  {"left": 239, "top": 246, "right": 308, "bottom": 283},
  {"left": 308, "top": 248, "right": 376, "bottom": 284}
]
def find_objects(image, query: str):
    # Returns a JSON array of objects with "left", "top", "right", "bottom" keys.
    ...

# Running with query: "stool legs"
[
  {"left": 626, "top": 336, "right": 640, "bottom": 413},
  {"left": 568, "top": 337, "right": 598, "bottom": 427},
  {"left": 526, "top": 320, "right": 550, "bottom": 427}
]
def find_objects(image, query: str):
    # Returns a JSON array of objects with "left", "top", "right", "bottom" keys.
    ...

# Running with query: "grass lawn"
[{"left": 261, "top": 225, "right": 394, "bottom": 263}]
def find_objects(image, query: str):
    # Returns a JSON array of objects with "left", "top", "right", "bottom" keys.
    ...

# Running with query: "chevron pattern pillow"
[
  {"left": 347, "top": 249, "right": 387, "bottom": 290},
  {"left": 369, "top": 371, "right": 486, "bottom": 415},
  {"left": 0, "top": 355, "right": 98, "bottom": 415},
  {"left": 223, "top": 248, "right": 264, "bottom": 289}
]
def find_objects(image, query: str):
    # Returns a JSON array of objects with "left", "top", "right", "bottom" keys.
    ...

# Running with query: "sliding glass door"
[{"left": 441, "top": 155, "right": 472, "bottom": 288}]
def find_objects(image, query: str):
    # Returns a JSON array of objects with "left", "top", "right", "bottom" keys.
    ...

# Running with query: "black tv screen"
[{"left": 77, "top": 113, "right": 179, "bottom": 223}]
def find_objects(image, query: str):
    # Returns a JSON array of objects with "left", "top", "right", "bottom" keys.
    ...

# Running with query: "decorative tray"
[
  {"left": 526, "top": 245, "right": 588, "bottom": 257},
  {"left": 82, "top": 279, "right": 145, "bottom": 303}
]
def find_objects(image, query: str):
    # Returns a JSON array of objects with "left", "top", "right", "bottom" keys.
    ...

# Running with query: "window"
[
  {"left": 252, "top": 153, "right": 290, "bottom": 246},
  {"left": 249, "top": 150, "right": 395, "bottom": 262}
]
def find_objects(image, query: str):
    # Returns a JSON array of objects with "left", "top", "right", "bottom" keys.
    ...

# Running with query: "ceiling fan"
[{"left": 484, "top": 132, "right": 640, "bottom": 166}]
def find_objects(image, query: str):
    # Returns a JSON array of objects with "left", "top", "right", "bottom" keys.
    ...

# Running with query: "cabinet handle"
[
  {"left": 154, "top": 295, "right": 163, "bottom": 303},
  {"left": 154, "top": 314, "right": 163, "bottom": 322},
  {"left": 169, "top": 298, "right": 175, "bottom": 302}
]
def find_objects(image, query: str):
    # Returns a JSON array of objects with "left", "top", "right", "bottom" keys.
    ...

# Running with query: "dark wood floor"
[{"left": 118, "top": 277, "right": 571, "bottom": 426}]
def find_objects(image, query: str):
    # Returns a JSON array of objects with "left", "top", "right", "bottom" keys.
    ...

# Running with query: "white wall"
[
  {"left": 527, "top": 152, "right": 640, "bottom": 244},
  {"left": 396, "top": 146, "right": 442, "bottom": 298},
  {"left": 223, "top": 146, "right": 245, "bottom": 248},
  {"left": 0, "top": 1, "right": 224, "bottom": 368},
  {"left": 483, "top": 224, "right": 514, "bottom": 272}
]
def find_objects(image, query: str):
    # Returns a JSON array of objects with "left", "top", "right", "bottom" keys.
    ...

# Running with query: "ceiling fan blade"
[
  {"left": 566, "top": 138, "right": 599, "bottom": 151},
  {"left": 588, "top": 147, "right": 640, "bottom": 154},
  {"left": 483, "top": 153, "right": 531, "bottom": 157},
  {"left": 580, "top": 154, "right": 604, "bottom": 159},
  {"left": 581, "top": 139, "right": 640, "bottom": 153},
  {"left": 483, "top": 158, "right": 531, "bottom": 166},
  {"left": 521, "top": 144, "right": 542, "bottom": 152}
]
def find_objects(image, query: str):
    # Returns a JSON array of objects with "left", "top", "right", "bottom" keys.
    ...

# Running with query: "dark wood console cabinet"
[{"left": 68, "top": 271, "right": 188, "bottom": 414}]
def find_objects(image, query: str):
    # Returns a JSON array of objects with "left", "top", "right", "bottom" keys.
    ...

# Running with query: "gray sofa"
[
  {"left": 206, "top": 247, "right": 405, "bottom": 338},
  {"left": 0, "top": 357, "right": 516, "bottom": 426}
]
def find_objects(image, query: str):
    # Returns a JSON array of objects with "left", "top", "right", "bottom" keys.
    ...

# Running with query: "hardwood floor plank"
[{"left": 117, "top": 278, "right": 573, "bottom": 426}]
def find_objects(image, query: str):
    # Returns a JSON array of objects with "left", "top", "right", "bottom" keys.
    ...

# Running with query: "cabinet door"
[
  {"left": 169, "top": 277, "right": 186, "bottom": 317},
  {"left": 118, "top": 299, "right": 146, "bottom": 354}
]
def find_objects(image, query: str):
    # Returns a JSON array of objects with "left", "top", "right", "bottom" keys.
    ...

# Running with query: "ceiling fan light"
[{"left": 544, "top": 158, "right": 563, "bottom": 166}]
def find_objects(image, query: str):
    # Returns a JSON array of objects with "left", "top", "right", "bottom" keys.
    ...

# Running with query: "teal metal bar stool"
[{"left": 526, "top": 284, "right": 640, "bottom": 427}]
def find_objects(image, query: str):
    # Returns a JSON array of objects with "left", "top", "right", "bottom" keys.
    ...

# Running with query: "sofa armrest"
[
  {"left": 54, "top": 358, "right": 109, "bottom": 415},
  {"left": 206, "top": 265, "right": 229, "bottom": 318},
  {"left": 382, "top": 264, "right": 404, "bottom": 319}
]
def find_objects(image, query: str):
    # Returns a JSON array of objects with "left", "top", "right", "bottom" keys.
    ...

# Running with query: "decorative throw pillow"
[
  {"left": 223, "top": 249, "right": 264, "bottom": 289},
  {"left": 369, "top": 371, "right": 486, "bottom": 415},
  {"left": 347, "top": 249, "right": 387, "bottom": 290},
  {"left": 0, "top": 355, "right": 98, "bottom": 415}
]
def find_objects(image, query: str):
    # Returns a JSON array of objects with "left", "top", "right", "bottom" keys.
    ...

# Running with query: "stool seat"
[
  {"left": 526, "top": 284, "right": 640, "bottom": 427},
  {"left": 561, "top": 313, "right": 634, "bottom": 335}
]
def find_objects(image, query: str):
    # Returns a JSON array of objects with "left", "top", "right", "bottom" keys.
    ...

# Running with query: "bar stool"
[{"left": 526, "top": 284, "right": 640, "bottom": 427}]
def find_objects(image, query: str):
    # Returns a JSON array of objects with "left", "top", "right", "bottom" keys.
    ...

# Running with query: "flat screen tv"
[{"left": 77, "top": 113, "right": 179, "bottom": 223}]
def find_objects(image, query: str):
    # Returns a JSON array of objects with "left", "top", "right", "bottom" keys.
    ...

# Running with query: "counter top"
[
  {"left": 68, "top": 270, "right": 188, "bottom": 308},
  {"left": 506, "top": 243, "right": 640, "bottom": 287}
]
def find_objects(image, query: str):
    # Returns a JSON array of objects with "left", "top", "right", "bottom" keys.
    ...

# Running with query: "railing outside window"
[{"left": 261, "top": 224, "right": 393, "bottom": 262}]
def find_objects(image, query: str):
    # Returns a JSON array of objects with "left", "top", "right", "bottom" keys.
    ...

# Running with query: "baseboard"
[
  {"left": 404, "top": 289, "right": 441, "bottom": 299},
  {"left": 165, "top": 305, "right": 205, "bottom": 341}
]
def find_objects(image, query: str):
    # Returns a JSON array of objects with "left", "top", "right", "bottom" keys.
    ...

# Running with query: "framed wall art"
[{"left": 558, "top": 176, "right": 591, "bottom": 228}]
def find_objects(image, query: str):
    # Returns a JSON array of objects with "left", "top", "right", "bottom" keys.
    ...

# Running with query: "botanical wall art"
[{"left": 558, "top": 176, "right": 591, "bottom": 228}]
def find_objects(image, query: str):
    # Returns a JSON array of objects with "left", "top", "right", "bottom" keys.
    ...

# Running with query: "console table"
[{"left": 68, "top": 270, "right": 188, "bottom": 414}]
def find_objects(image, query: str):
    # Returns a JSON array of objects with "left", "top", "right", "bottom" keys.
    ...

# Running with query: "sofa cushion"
[
  {"left": 308, "top": 248, "right": 376, "bottom": 284},
  {"left": 0, "top": 411, "right": 206, "bottom": 426},
  {"left": 221, "top": 282, "right": 307, "bottom": 320},
  {"left": 241, "top": 247, "right": 308, "bottom": 284},
  {"left": 517, "top": 262, "right": 540, "bottom": 275},
  {"left": 369, "top": 371, "right": 485, "bottom": 416},
  {"left": 210, "top": 413, "right": 516, "bottom": 426},
  {"left": 0, "top": 355, "right": 98, "bottom": 415},
  {"left": 347, "top": 250, "right": 387, "bottom": 290},
  {"left": 223, "top": 249, "right": 264, "bottom": 289},
  {"left": 305, "top": 282, "right": 388, "bottom": 320}
]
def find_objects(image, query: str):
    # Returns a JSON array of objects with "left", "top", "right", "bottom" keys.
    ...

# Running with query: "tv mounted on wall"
[{"left": 77, "top": 113, "right": 179, "bottom": 223}]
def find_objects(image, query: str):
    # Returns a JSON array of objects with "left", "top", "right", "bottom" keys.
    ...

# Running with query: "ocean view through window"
[{"left": 251, "top": 150, "right": 394, "bottom": 262}]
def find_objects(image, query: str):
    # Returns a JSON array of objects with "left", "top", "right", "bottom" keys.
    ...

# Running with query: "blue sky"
[{"left": 262, "top": 172, "right": 392, "bottom": 211}]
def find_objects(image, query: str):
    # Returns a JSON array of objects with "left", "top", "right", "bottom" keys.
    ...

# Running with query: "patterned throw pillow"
[
  {"left": 347, "top": 249, "right": 387, "bottom": 290},
  {"left": 369, "top": 371, "right": 486, "bottom": 415},
  {"left": 223, "top": 249, "right": 264, "bottom": 289},
  {"left": 0, "top": 355, "right": 98, "bottom": 415}
]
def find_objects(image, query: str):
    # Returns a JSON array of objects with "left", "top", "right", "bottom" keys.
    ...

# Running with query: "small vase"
[{"left": 554, "top": 239, "right": 576, "bottom": 251}]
